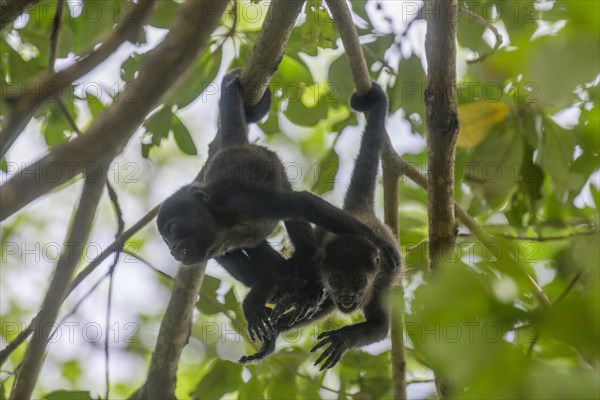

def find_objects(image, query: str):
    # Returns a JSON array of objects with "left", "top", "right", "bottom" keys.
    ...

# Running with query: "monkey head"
[
  {"left": 320, "top": 235, "right": 380, "bottom": 313},
  {"left": 157, "top": 185, "right": 221, "bottom": 265}
]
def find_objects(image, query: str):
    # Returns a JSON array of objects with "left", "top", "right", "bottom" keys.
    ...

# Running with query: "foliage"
[{"left": 1, "top": 0, "right": 598, "bottom": 399}]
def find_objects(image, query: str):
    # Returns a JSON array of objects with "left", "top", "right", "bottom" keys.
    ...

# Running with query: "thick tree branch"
[
  {"left": 0, "top": 0, "right": 155, "bottom": 158},
  {"left": 129, "top": 262, "right": 207, "bottom": 400},
  {"left": 10, "top": 171, "right": 107, "bottom": 400},
  {"left": 0, "top": 0, "right": 40, "bottom": 30},
  {"left": 424, "top": 0, "right": 459, "bottom": 279},
  {"left": 239, "top": 0, "right": 305, "bottom": 105},
  {"left": 325, "top": 0, "right": 371, "bottom": 96},
  {"left": 0, "top": 0, "right": 226, "bottom": 221}
]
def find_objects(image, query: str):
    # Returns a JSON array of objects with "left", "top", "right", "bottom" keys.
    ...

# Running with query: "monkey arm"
[
  {"left": 311, "top": 295, "right": 389, "bottom": 370},
  {"left": 220, "top": 188, "right": 401, "bottom": 267},
  {"left": 239, "top": 298, "right": 336, "bottom": 364},
  {"left": 215, "top": 250, "right": 261, "bottom": 287}
]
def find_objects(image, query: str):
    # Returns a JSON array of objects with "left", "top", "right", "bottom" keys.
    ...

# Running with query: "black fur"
[
  {"left": 239, "top": 83, "right": 401, "bottom": 369},
  {"left": 157, "top": 72, "right": 399, "bottom": 343}
]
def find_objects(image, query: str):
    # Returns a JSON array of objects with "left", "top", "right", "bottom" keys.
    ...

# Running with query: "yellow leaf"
[{"left": 457, "top": 102, "right": 510, "bottom": 148}]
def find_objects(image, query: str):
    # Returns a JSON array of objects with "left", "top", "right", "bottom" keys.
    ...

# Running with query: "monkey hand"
[
  {"left": 244, "top": 306, "right": 275, "bottom": 343},
  {"left": 220, "top": 68, "right": 272, "bottom": 123},
  {"left": 239, "top": 337, "right": 277, "bottom": 364},
  {"left": 311, "top": 327, "right": 353, "bottom": 370},
  {"left": 271, "top": 284, "right": 327, "bottom": 326}
]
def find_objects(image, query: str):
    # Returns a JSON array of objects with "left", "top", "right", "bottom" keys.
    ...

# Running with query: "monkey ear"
[
  {"left": 374, "top": 249, "right": 381, "bottom": 266},
  {"left": 190, "top": 186, "right": 210, "bottom": 202}
]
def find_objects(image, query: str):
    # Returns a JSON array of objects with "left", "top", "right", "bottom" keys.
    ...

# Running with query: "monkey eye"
[
  {"left": 354, "top": 276, "right": 366, "bottom": 287},
  {"left": 329, "top": 276, "right": 342, "bottom": 288}
]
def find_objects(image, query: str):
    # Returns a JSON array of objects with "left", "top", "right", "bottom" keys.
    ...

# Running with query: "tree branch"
[
  {"left": 239, "top": 0, "right": 305, "bottom": 105},
  {"left": 0, "top": 0, "right": 155, "bottom": 158},
  {"left": 0, "top": 0, "right": 229, "bottom": 221},
  {"left": 424, "top": 0, "right": 459, "bottom": 279},
  {"left": 10, "top": 171, "right": 107, "bottom": 400},
  {"left": 460, "top": 5, "right": 503, "bottom": 64},
  {"left": 129, "top": 262, "right": 207, "bottom": 400},
  {"left": 0, "top": 0, "right": 40, "bottom": 30},
  {"left": 325, "top": 0, "right": 372, "bottom": 96}
]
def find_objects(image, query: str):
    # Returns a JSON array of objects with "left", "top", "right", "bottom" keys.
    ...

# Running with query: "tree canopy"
[{"left": 0, "top": 0, "right": 598, "bottom": 399}]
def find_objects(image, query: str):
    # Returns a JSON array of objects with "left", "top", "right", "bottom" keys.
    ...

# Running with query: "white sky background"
[{"left": 1, "top": 0, "right": 598, "bottom": 398}]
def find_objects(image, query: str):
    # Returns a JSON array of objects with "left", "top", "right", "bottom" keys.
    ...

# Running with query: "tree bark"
[
  {"left": 424, "top": 0, "right": 459, "bottom": 275},
  {"left": 239, "top": 0, "right": 305, "bottom": 105},
  {"left": 424, "top": 1, "right": 459, "bottom": 398},
  {"left": 129, "top": 263, "right": 207, "bottom": 400}
]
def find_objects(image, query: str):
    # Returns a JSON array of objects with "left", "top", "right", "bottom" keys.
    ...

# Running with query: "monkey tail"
[{"left": 344, "top": 83, "right": 389, "bottom": 214}]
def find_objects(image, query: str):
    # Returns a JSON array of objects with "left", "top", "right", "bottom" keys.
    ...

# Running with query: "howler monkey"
[
  {"left": 239, "top": 83, "right": 400, "bottom": 370},
  {"left": 157, "top": 70, "right": 399, "bottom": 339}
]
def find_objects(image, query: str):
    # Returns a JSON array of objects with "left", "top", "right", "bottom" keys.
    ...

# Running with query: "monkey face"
[
  {"left": 157, "top": 185, "right": 220, "bottom": 265},
  {"left": 320, "top": 235, "right": 380, "bottom": 313},
  {"left": 324, "top": 272, "right": 374, "bottom": 313}
]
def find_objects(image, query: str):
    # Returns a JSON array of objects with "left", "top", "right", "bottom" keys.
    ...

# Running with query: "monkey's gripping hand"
[
  {"left": 244, "top": 305, "right": 275, "bottom": 343},
  {"left": 271, "top": 281, "right": 327, "bottom": 326},
  {"left": 220, "top": 68, "right": 272, "bottom": 124},
  {"left": 349, "top": 82, "right": 388, "bottom": 113},
  {"left": 311, "top": 327, "right": 355, "bottom": 370}
]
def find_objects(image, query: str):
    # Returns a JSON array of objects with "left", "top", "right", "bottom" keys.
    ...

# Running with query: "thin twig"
[
  {"left": 104, "top": 182, "right": 124, "bottom": 400},
  {"left": 48, "top": 0, "right": 65, "bottom": 72},
  {"left": 362, "top": 44, "right": 398, "bottom": 76},
  {"left": 460, "top": 5, "right": 503, "bottom": 64}
]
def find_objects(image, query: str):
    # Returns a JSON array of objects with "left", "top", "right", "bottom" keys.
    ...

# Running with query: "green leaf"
[
  {"left": 164, "top": 47, "right": 222, "bottom": 108},
  {"left": 147, "top": 0, "right": 180, "bottom": 28},
  {"left": 43, "top": 390, "right": 94, "bottom": 400},
  {"left": 62, "top": 360, "right": 83, "bottom": 385},
  {"left": 463, "top": 119, "right": 524, "bottom": 209},
  {"left": 69, "top": 0, "right": 129, "bottom": 53},
  {"left": 196, "top": 275, "right": 222, "bottom": 316},
  {"left": 311, "top": 149, "right": 339, "bottom": 195},
  {"left": 457, "top": 7, "right": 488, "bottom": 53},
  {"left": 276, "top": 55, "right": 313, "bottom": 87},
  {"left": 120, "top": 54, "right": 140, "bottom": 82},
  {"left": 190, "top": 361, "right": 243, "bottom": 399},
  {"left": 0, "top": 158, "right": 8, "bottom": 173},
  {"left": 85, "top": 93, "right": 106, "bottom": 119},
  {"left": 540, "top": 118, "right": 576, "bottom": 199},
  {"left": 144, "top": 107, "right": 172, "bottom": 145},
  {"left": 172, "top": 115, "right": 197, "bottom": 155},
  {"left": 238, "top": 377, "right": 265, "bottom": 399},
  {"left": 391, "top": 55, "right": 426, "bottom": 133},
  {"left": 142, "top": 107, "right": 173, "bottom": 158}
]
